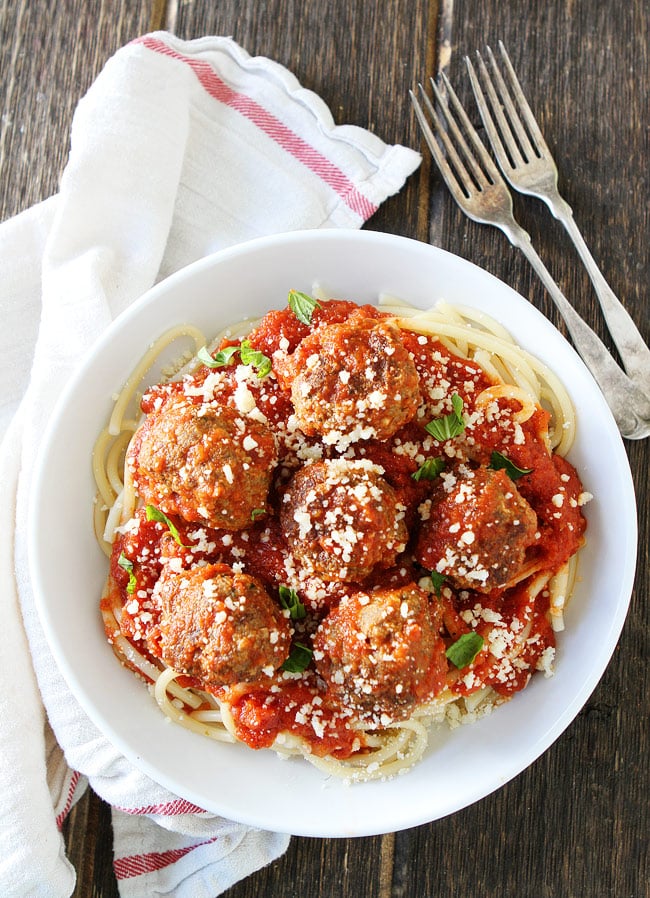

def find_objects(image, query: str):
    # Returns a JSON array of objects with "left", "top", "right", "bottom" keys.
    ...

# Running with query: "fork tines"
[
  {"left": 409, "top": 74, "right": 513, "bottom": 226},
  {"left": 466, "top": 42, "right": 552, "bottom": 182}
]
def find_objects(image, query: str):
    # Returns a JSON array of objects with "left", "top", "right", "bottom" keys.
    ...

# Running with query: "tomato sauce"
[{"left": 222, "top": 677, "right": 361, "bottom": 758}]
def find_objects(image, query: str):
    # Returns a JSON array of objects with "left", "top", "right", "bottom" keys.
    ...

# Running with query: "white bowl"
[{"left": 29, "top": 229, "right": 637, "bottom": 837}]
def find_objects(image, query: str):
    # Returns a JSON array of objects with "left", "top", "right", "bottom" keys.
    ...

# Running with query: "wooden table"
[{"left": 2, "top": 2, "right": 647, "bottom": 896}]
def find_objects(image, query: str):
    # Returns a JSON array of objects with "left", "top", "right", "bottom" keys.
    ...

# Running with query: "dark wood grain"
[
  {"left": 2, "top": 1, "right": 648, "bottom": 896},
  {"left": 0, "top": 1, "right": 152, "bottom": 221}
]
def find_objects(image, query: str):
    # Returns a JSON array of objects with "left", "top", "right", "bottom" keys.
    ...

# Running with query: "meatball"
[
  {"left": 415, "top": 465, "right": 538, "bottom": 592},
  {"left": 156, "top": 563, "right": 291, "bottom": 686},
  {"left": 128, "top": 396, "right": 277, "bottom": 530},
  {"left": 280, "top": 313, "right": 420, "bottom": 444},
  {"left": 313, "top": 584, "right": 447, "bottom": 724},
  {"left": 280, "top": 458, "right": 408, "bottom": 582}
]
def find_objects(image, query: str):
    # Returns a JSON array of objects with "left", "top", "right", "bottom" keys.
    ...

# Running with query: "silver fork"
[
  {"left": 466, "top": 42, "right": 650, "bottom": 396},
  {"left": 409, "top": 76, "right": 650, "bottom": 439}
]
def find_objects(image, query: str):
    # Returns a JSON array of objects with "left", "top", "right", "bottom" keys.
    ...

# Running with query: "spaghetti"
[{"left": 94, "top": 291, "right": 590, "bottom": 781}]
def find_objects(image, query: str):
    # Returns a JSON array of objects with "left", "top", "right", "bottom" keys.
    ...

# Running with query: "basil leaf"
[
  {"left": 281, "top": 642, "right": 313, "bottom": 673},
  {"left": 429, "top": 570, "right": 447, "bottom": 597},
  {"left": 197, "top": 344, "right": 239, "bottom": 369},
  {"left": 118, "top": 552, "right": 137, "bottom": 595},
  {"left": 425, "top": 394, "right": 466, "bottom": 441},
  {"left": 145, "top": 505, "right": 190, "bottom": 547},
  {"left": 239, "top": 339, "right": 272, "bottom": 378},
  {"left": 446, "top": 632, "right": 484, "bottom": 669},
  {"left": 199, "top": 341, "right": 271, "bottom": 378},
  {"left": 288, "top": 289, "right": 321, "bottom": 325},
  {"left": 489, "top": 450, "right": 533, "bottom": 481},
  {"left": 412, "top": 457, "right": 445, "bottom": 481},
  {"left": 278, "top": 585, "right": 307, "bottom": 620}
]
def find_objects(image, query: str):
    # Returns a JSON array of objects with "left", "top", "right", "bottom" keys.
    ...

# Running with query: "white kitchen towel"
[{"left": 0, "top": 30, "right": 420, "bottom": 898}]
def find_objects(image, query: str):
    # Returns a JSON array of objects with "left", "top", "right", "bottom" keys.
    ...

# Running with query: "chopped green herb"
[
  {"left": 117, "top": 553, "right": 137, "bottom": 595},
  {"left": 145, "top": 505, "right": 191, "bottom": 547},
  {"left": 424, "top": 393, "right": 466, "bottom": 441},
  {"left": 239, "top": 339, "right": 272, "bottom": 378},
  {"left": 489, "top": 450, "right": 533, "bottom": 481},
  {"left": 197, "top": 344, "right": 239, "bottom": 369},
  {"left": 412, "top": 457, "right": 445, "bottom": 481},
  {"left": 429, "top": 570, "right": 448, "bottom": 597},
  {"left": 250, "top": 507, "right": 267, "bottom": 521},
  {"left": 288, "top": 289, "right": 321, "bottom": 325},
  {"left": 446, "top": 632, "right": 484, "bottom": 669},
  {"left": 281, "top": 642, "right": 313, "bottom": 673},
  {"left": 198, "top": 340, "right": 271, "bottom": 378},
  {"left": 278, "top": 585, "right": 307, "bottom": 620}
]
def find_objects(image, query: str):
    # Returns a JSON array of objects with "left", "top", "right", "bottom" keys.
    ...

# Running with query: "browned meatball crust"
[
  {"left": 280, "top": 458, "right": 408, "bottom": 582},
  {"left": 415, "top": 465, "right": 538, "bottom": 592},
  {"left": 156, "top": 563, "right": 291, "bottom": 686},
  {"left": 281, "top": 313, "right": 420, "bottom": 445},
  {"left": 127, "top": 397, "right": 277, "bottom": 530},
  {"left": 313, "top": 584, "right": 447, "bottom": 724}
]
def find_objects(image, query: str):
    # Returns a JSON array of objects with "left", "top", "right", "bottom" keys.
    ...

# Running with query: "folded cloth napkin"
[{"left": 0, "top": 31, "right": 420, "bottom": 898}]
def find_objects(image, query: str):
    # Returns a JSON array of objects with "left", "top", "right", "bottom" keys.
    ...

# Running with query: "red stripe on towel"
[
  {"left": 114, "top": 837, "right": 220, "bottom": 880},
  {"left": 55, "top": 769, "right": 82, "bottom": 830},
  {"left": 117, "top": 798, "right": 206, "bottom": 816},
  {"left": 135, "top": 34, "right": 378, "bottom": 221}
]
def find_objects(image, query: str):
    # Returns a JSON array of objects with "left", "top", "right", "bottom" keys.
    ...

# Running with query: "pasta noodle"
[{"left": 94, "top": 292, "right": 587, "bottom": 782}]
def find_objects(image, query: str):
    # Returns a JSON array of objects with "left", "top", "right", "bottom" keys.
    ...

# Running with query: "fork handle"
[
  {"left": 540, "top": 191, "right": 650, "bottom": 394},
  {"left": 503, "top": 221, "right": 650, "bottom": 439}
]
